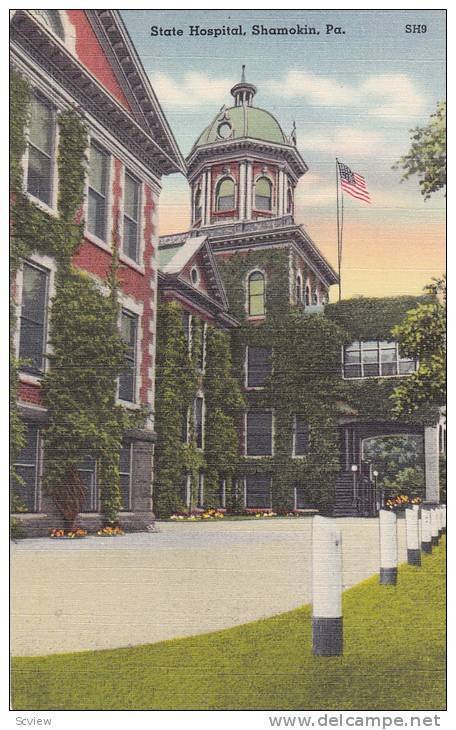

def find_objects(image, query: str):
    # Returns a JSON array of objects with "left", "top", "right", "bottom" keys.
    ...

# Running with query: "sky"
[{"left": 122, "top": 9, "right": 446, "bottom": 300}]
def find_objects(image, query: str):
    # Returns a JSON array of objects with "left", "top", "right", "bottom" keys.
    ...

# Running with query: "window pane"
[
  {"left": 247, "top": 346, "right": 272, "bottom": 387},
  {"left": 249, "top": 294, "right": 264, "bottom": 316},
  {"left": 119, "top": 312, "right": 137, "bottom": 402},
  {"left": 249, "top": 274, "right": 264, "bottom": 295},
  {"left": 119, "top": 444, "right": 131, "bottom": 511},
  {"left": 12, "top": 425, "right": 39, "bottom": 512},
  {"left": 194, "top": 397, "right": 204, "bottom": 448},
  {"left": 78, "top": 454, "right": 96, "bottom": 512},
  {"left": 123, "top": 217, "right": 138, "bottom": 261},
  {"left": 19, "top": 264, "right": 48, "bottom": 373},
  {"left": 399, "top": 359, "right": 416, "bottom": 374},
  {"left": 27, "top": 146, "right": 52, "bottom": 205},
  {"left": 89, "top": 145, "right": 107, "bottom": 196},
  {"left": 246, "top": 412, "right": 273, "bottom": 456},
  {"left": 246, "top": 475, "right": 271, "bottom": 508},
  {"left": 217, "top": 179, "right": 235, "bottom": 210},
  {"left": 380, "top": 346, "right": 397, "bottom": 376},
  {"left": 344, "top": 347, "right": 360, "bottom": 365},
  {"left": 182, "top": 312, "right": 191, "bottom": 342},
  {"left": 124, "top": 173, "right": 139, "bottom": 221},
  {"left": 344, "top": 364, "right": 361, "bottom": 378},
  {"left": 29, "top": 98, "right": 52, "bottom": 155},
  {"left": 294, "top": 416, "right": 309, "bottom": 456},
  {"left": 88, "top": 190, "right": 106, "bottom": 240}
]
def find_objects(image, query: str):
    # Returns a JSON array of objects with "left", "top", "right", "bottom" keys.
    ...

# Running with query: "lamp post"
[
  {"left": 351, "top": 464, "right": 358, "bottom": 511},
  {"left": 373, "top": 469, "right": 379, "bottom": 513}
]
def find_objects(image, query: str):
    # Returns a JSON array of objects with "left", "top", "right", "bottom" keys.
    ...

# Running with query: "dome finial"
[
  {"left": 230, "top": 68, "right": 257, "bottom": 107},
  {"left": 241, "top": 64, "right": 246, "bottom": 82}
]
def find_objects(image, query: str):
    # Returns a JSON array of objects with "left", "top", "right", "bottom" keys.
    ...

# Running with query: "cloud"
[
  {"left": 302, "top": 126, "right": 403, "bottom": 158},
  {"left": 151, "top": 71, "right": 235, "bottom": 108},
  {"left": 268, "top": 70, "right": 426, "bottom": 120}
]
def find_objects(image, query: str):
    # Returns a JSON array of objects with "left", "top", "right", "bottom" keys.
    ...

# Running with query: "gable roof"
[
  {"left": 10, "top": 9, "right": 186, "bottom": 177},
  {"left": 159, "top": 235, "right": 228, "bottom": 309}
]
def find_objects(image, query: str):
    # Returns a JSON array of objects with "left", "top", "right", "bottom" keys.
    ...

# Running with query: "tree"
[
  {"left": 393, "top": 101, "right": 446, "bottom": 200},
  {"left": 364, "top": 434, "right": 424, "bottom": 486},
  {"left": 391, "top": 277, "right": 446, "bottom": 417}
]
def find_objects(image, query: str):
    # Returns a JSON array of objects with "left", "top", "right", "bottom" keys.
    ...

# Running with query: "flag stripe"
[{"left": 338, "top": 161, "right": 371, "bottom": 204}]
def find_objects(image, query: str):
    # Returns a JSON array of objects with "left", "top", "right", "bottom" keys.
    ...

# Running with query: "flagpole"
[{"left": 336, "top": 158, "right": 342, "bottom": 302}]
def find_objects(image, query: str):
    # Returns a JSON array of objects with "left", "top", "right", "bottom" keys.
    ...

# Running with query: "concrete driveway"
[{"left": 11, "top": 517, "right": 407, "bottom": 657}]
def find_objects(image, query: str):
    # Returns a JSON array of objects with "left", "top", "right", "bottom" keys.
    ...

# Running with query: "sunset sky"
[{"left": 123, "top": 9, "right": 446, "bottom": 300}]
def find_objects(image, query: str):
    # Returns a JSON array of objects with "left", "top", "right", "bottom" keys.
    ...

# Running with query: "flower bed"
[
  {"left": 385, "top": 494, "right": 422, "bottom": 511},
  {"left": 49, "top": 528, "right": 87, "bottom": 539}
]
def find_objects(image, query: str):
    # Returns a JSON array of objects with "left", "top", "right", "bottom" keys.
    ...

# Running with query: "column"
[
  {"left": 239, "top": 161, "right": 247, "bottom": 220},
  {"left": 204, "top": 168, "right": 212, "bottom": 226},
  {"left": 424, "top": 425, "right": 440, "bottom": 504},
  {"left": 245, "top": 161, "right": 253, "bottom": 219}
]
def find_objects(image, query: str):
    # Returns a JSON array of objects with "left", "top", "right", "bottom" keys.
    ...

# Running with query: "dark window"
[
  {"left": 199, "top": 323, "right": 206, "bottom": 371},
  {"left": 194, "top": 187, "right": 202, "bottom": 221},
  {"left": 12, "top": 425, "right": 40, "bottom": 512},
  {"left": 287, "top": 186, "right": 293, "bottom": 214},
  {"left": 19, "top": 262, "right": 49, "bottom": 373},
  {"left": 197, "top": 471, "right": 204, "bottom": 507},
  {"left": 216, "top": 178, "right": 235, "bottom": 211},
  {"left": 182, "top": 311, "right": 191, "bottom": 347},
  {"left": 255, "top": 177, "right": 272, "bottom": 211},
  {"left": 119, "top": 310, "right": 138, "bottom": 402},
  {"left": 343, "top": 341, "right": 417, "bottom": 379},
  {"left": 296, "top": 275, "right": 302, "bottom": 303},
  {"left": 123, "top": 172, "right": 140, "bottom": 262},
  {"left": 248, "top": 271, "right": 265, "bottom": 316},
  {"left": 294, "top": 416, "right": 310, "bottom": 456},
  {"left": 295, "top": 485, "right": 312, "bottom": 510},
  {"left": 247, "top": 346, "right": 272, "bottom": 388},
  {"left": 119, "top": 443, "right": 132, "bottom": 511},
  {"left": 305, "top": 286, "right": 310, "bottom": 306},
  {"left": 88, "top": 143, "right": 108, "bottom": 241},
  {"left": 246, "top": 411, "right": 273, "bottom": 456},
  {"left": 78, "top": 454, "right": 97, "bottom": 512},
  {"left": 246, "top": 475, "right": 271, "bottom": 509},
  {"left": 27, "top": 97, "right": 53, "bottom": 206},
  {"left": 194, "top": 396, "right": 204, "bottom": 449},
  {"left": 312, "top": 289, "right": 318, "bottom": 305}
]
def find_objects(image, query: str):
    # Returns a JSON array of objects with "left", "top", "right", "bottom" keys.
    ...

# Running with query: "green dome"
[{"left": 195, "top": 105, "right": 286, "bottom": 147}]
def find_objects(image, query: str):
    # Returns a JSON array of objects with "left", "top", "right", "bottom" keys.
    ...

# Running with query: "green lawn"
[{"left": 11, "top": 540, "right": 446, "bottom": 711}]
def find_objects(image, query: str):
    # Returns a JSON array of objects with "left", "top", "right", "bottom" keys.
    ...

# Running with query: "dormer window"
[
  {"left": 194, "top": 186, "right": 202, "bottom": 221},
  {"left": 216, "top": 177, "right": 235, "bottom": 211},
  {"left": 191, "top": 266, "right": 199, "bottom": 285},
  {"left": 255, "top": 177, "right": 272, "bottom": 211}
]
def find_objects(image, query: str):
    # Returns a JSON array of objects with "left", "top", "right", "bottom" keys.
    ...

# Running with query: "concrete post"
[
  {"left": 414, "top": 504, "right": 422, "bottom": 546},
  {"left": 405, "top": 507, "right": 421, "bottom": 566},
  {"left": 424, "top": 425, "right": 440, "bottom": 504},
  {"left": 421, "top": 506, "right": 432, "bottom": 553},
  {"left": 312, "top": 516, "right": 343, "bottom": 656},
  {"left": 379, "top": 509, "right": 398, "bottom": 584},
  {"left": 430, "top": 507, "right": 439, "bottom": 546}
]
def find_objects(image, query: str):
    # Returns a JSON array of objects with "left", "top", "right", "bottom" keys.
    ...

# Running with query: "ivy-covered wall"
[{"left": 10, "top": 69, "right": 139, "bottom": 528}]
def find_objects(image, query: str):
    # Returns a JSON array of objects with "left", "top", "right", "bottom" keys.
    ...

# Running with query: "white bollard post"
[
  {"left": 437, "top": 506, "right": 443, "bottom": 537},
  {"left": 430, "top": 507, "right": 439, "bottom": 546},
  {"left": 405, "top": 507, "right": 421, "bottom": 566},
  {"left": 442, "top": 505, "right": 446, "bottom": 534},
  {"left": 414, "top": 504, "right": 422, "bottom": 546},
  {"left": 379, "top": 509, "right": 398, "bottom": 584},
  {"left": 312, "top": 516, "right": 343, "bottom": 656},
  {"left": 421, "top": 506, "right": 432, "bottom": 553}
]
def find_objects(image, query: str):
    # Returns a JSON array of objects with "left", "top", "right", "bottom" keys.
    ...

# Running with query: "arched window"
[
  {"left": 216, "top": 177, "right": 235, "bottom": 211},
  {"left": 287, "top": 186, "right": 293, "bottom": 214},
  {"left": 296, "top": 273, "right": 302, "bottom": 303},
  {"left": 194, "top": 186, "right": 202, "bottom": 221},
  {"left": 305, "top": 285, "right": 311, "bottom": 306},
  {"left": 248, "top": 271, "right": 265, "bottom": 316},
  {"left": 312, "top": 288, "right": 319, "bottom": 305},
  {"left": 255, "top": 177, "right": 272, "bottom": 211}
]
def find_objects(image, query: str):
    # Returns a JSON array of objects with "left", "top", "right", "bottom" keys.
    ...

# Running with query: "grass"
[{"left": 11, "top": 540, "right": 445, "bottom": 711}]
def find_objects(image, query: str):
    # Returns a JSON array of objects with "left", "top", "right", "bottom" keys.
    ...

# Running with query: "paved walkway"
[{"left": 11, "top": 517, "right": 407, "bottom": 656}]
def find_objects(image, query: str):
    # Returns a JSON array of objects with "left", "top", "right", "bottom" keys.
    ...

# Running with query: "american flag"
[{"left": 338, "top": 162, "right": 371, "bottom": 203}]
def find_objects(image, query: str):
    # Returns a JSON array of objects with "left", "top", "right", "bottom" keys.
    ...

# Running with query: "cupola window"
[
  {"left": 216, "top": 177, "right": 235, "bottom": 211},
  {"left": 248, "top": 271, "right": 265, "bottom": 316},
  {"left": 255, "top": 177, "right": 272, "bottom": 211}
]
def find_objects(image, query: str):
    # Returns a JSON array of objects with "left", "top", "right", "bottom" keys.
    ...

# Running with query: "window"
[
  {"left": 343, "top": 341, "right": 417, "bottom": 379},
  {"left": 287, "top": 186, "right": 293, "bottom": 214},
  {"left": 27, "top": 96, "right": 54, "bottom": 206},
  {"left": 198, "top": 322, "right": 207, "bottom": 372},
  {"left": 119, "top": 443, "right": 132, "bottom": 511},
  {"left": 182, "top": 311, "right": 192, "bottom": 350},
  {"left": 295, "top": 485, "right": 312, "bottom": 510},
  {"left": 197, "top": 471, "right": 204, "bottom": 508},
  {"left": 194, "top": 187, "right": 202, "bottom": 221},
  {"left": 12, "top": 425, "right": 40, "bottom": 512},
  {"left": 88, "top": 143, "right": 109, "bottom": 241},
  {"left": 305, "top": 285, "right": 311, "bottom": 306},
  {"left": 119, "top": 310, "right": 138, "bottom": 402},
  {"left": 194, "top": 396, "right": 204, "bottom": 449},
  {"left": 247, "top": 346, "right": 272, "bottom": 388},
  {"left": 215, "top": 177, "right": 235, "bottom": 211},
  {"left": 255, "top": 177, "right": 272, "bottom": 211},
  {"left": 312, "top": 288, "right": 319, "bottom": 305},
  {"left": 19, "top": 262, "right": 49, "bottom": 373},
  {"left": 78, "top": 454, "right": 97, "bottom": 512},
  {"left": 293, "top": 416, "right": 309, "bottom": 457},
  {"left": 248, "top": 271, "right": 265, "bottom": 316},
  {"left": 123, "top": 172, "right": 140, "bottom": 262},
  {"left": 246, "top": 411, "right": 273, "bottom": 456},
  {"left": 246, "top": 475, "right": 271, "bottom": 509},
  {"left": 191, "top": 267, "right": 199, "bottom": 285},
  {"left": 296, "top": 274, "right": 302, "bottom": 303}
]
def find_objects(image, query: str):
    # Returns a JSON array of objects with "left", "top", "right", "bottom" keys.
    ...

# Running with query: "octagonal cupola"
[{"left": 187, "top": 69, "right": 308, "bottom": 229}]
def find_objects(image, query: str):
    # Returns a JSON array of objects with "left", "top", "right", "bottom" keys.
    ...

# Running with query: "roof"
[
  {"left": 195, "top": 105, "right": 286, "bottom": 148},
  {"left": 158, "top": 235, "right": 207, "bottom": 274}
]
